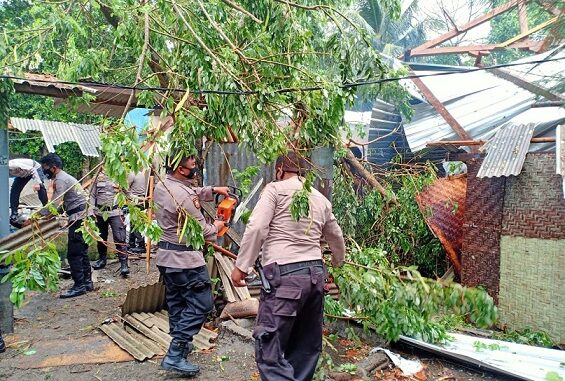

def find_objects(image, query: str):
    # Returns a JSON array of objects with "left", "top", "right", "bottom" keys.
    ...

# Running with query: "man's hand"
[
  {"left": 214, "top": 220, "right": 226, "bottom": 231},
  {"left": 33, "top": 184, "right": 41, "bottom": 192},
  {"left": 21, "top": 219, "right": 33, "bottom": 227},
  {"left": 213, "top": 186, "right": 230, "bottom": 197},
  {"left": 231, "top": 267, "right": 248, "bottom": 287}
]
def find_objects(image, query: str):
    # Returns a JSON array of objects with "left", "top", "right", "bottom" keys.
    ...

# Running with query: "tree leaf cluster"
[
  {"left": 0, "top": 242, "right": 61, "bottom": 308},
  {"left": 330, "top": 246, "right": 498, "bottom": 343},
  {"left": 332, "top": 162, "right": 444, "bottom": 276}
]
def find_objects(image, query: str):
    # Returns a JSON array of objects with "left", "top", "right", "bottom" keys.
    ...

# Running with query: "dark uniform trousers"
[
  {"left": 254, "top": 262, "right": 325, "bottom": 381},
  {"left": 96, "top": 215, "right": 127, "bottom": 257},
  {"left": 158, "top": 265, "right": 214, "bottom": 343},
  {"left": 67, "top": 219, "right": 91, "bottom": 287}
]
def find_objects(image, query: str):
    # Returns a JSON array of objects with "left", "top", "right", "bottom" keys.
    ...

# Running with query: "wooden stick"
[
  {"left": 206, "top": 241, "right": 237, "bottom": 260},
  {"left": 146, "top": 175, "right": 155, "bottom": 274}
]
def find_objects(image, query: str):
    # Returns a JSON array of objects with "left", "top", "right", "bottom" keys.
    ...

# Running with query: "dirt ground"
[{"left": 0, "top": 255, "right": 511, "bottom": 381}]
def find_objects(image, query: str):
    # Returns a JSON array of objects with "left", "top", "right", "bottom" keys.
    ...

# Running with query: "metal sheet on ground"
[{"left": 9, "top": 334, "right": 134, "bottom": 369}]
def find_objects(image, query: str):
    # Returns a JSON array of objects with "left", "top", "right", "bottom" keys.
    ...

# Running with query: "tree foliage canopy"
[{"left": 1, "top": 0, "right": 409, "bottom": 163}]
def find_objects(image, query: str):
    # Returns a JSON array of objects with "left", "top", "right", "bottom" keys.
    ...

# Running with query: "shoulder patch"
[{"left": 192, "top": 196, "right": 201, "bottom": 209}]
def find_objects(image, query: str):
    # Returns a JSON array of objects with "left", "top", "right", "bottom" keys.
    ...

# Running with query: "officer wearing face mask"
[
  {"left": 153, "top": 154, "right": 229, "bottom": 376},
  {"left": 26, "top": 153, "right": 92, "bottom": 299}
]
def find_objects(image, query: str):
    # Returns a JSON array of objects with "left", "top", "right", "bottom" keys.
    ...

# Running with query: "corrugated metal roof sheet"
[
  {"left": 12, "top": 73, "right": 97, "bottom": 94},
  {"left": 403, "top": 49, "right": 565, "bottom": 153},
  {"left": 415, "top": 176, "right": 467, "bottom": 274},
  {"left": 477, "top": 123, "right": 535, "bottom": 178},
  {"left": 10, "top": 117, "right": 100, "bottom": 157}
]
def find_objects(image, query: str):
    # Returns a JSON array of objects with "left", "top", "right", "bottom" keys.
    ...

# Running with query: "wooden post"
[{"left": 145, "top": 175, "right": 155, "bottom": 274}]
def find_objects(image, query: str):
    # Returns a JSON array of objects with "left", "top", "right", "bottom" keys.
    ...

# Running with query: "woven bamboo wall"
[
  {"left": 498, "top": 153, "right": 565, "bottom": 343},
  {"left": 498, "top": 236, "right": 564, "bottom": 343},
  {"left": 461, "top": 158, "right": 506, "bottom": 300}
]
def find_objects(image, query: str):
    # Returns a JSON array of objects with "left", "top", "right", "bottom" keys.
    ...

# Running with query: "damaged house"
[{"left": 354, "top": 48, "right": 565, "bottom": 343}]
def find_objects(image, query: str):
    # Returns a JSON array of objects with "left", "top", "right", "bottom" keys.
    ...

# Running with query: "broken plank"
[
  {"left": 215, "top": 253, "right": 251, "bottom": 300},
  {"left": 215, "top": 252, "right": 238, "bottom": 302}
]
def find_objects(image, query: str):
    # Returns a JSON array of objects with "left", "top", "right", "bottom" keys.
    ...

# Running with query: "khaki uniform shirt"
[
  {"left": 127, "top": 171, "right": 148, "bottom": 198},
  {"left": 235, "top": 176, "right": 346, "bottom": 272},
  {"left": 40, "top": 170, "right": 87, "bottom": 222},
  {"left": 154, "top": 174, "right": 217, "bottom": 269},
  {"left": 90, "top": 173, "right": 122, "bottom": 217}
]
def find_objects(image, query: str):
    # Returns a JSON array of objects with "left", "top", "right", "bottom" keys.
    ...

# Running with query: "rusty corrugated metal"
[
  {"left": 477, "top": 123, "right": 535, "bottom": 178},
  {"left": 0, "top": 219, "right": 61, "bottom": 252},
  {"left": 100, "top": 310, "right": 217, "bottom": 361},
  {"left": 416, "top": 176, "right": 467, "bottom": 274},
  {"left": 121, "top": 282, "right": 166, "bottom": 316},
  {"left": 10, "top": 117, "right": 100, "bottom": 157}
]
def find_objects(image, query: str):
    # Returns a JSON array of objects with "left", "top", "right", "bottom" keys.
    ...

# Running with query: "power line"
[{"left": 1, "top": 56, "right": 563, "bottom": 96}]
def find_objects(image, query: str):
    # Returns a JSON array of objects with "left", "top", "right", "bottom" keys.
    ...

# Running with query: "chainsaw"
[{"left": 215, "top": 186, "right": 242, "bottom": 237}]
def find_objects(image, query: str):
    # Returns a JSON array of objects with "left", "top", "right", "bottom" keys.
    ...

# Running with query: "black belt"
[
  {"left": 96, "top": 205, "right": 119, "bottom": 212},
  {"left": 158, "top": 241, "right": 194, "bottom": 251},
  {"left": 279, "top": 260, "right": 324, "bottom": 276},
  {"left": 66, "top": 204, "right": 86, "bottom": 216}
]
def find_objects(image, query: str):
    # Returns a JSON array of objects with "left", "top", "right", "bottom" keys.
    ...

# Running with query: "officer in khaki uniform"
[
  {"left": 154, "top": 154, "right": 229, "bottom": 376},
  {"left": 90, "top": 171, "right": 129, "bottom": 276},
  {"left": 231, "top": 152, "right": 346, "bottom": 381}
]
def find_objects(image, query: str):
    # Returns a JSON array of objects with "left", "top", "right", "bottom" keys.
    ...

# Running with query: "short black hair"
[
  {"left": 40, "top": 153, "right": 63, "bottom": 169},
  {"left": 165, "top": 154, "right": 194, "bottom": 173}
]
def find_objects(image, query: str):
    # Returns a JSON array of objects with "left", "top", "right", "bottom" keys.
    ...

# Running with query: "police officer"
[
  {"left": 90, "top": 171, "right": 129, "bottom": 276},
  {"left": 154, "top": 154, "right": 229, "bottom": 376},
  {"left": 126, "top": 170, "right": 148, "bottom": 253},
  {"left": 9, "top": 158, "right": 48, "bottom": 224},
  {"left": 26, "top": 153, "right": 92, "bottom": 299},
  {"left": 231, "top": 152, "right": 346, "bottom": 381}
]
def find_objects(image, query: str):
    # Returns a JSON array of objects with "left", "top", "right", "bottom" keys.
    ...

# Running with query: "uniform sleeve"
[
  {"left": 195, "top": 186, "right": 214, "bottom": 202},
  {"left": 180, "top": 197, "right": 218, "bottom": 241},
  {"left": 235, "top": 185, "right": 277, "bottom": 273},
  {"left": 322, "top": 205, "right": 346, "bottom": 267},
  {"left": 40, "top": 178, "right": 67, "bottom": 216},
  {"left": 31, "top": 167, "right": 43, "bottom": 184}
]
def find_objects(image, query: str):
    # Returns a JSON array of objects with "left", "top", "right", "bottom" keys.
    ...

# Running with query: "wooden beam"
[
  {"left": 518, "top": 0, "right": 529, "bottom": 33},
  {"left": 409, "top": 0, "right": 521, "bottom": 53},
  {"left": 498, "top": 16, "right": 558, "bottom": 47},
  {"left": 490, "top": 68, "right": 565, "bottom": 102},
  {"left": 410, "top": 75, "right": 475, "bottom": 148},
  {"left": 427, "top": 140, "right": 486, "bottom": 147},
  {"left": 427, "top": 137, "right": 556, "bottom": 147},
  {"left": 408, "top": 40, "right": 542, "bottom": 57},
  {"left": 531, "top": 100, "right": 565, "bottom": 108}
]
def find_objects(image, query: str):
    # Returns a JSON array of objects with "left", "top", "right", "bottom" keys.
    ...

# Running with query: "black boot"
[
  {"left": 60, "top": 284, "right": 86, "bottom": 299},
  {"left": 92, "top": 255, "right": 107, "bottom": 270},
  {"left": 161, "top": 339, "right": 200, "bottom": 376},
  {"left": 119, "top": 255, "right": 129, "bottom": 277},
  {"left": 0, "top": 329, "right": 5, "bottom": 353},
  {"left": 83, "top": 262, "right": 94, "bottom": 292},
  {"left": 62, "top": 255, "right": 87, "bottom": 299},
  {"left": 182, "top": 341, "right": 194, "bottom": 359}
]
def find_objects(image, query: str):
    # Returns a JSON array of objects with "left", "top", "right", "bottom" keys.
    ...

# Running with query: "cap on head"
[{"left": 275, "top": 151, "right": 309, "bottom": 176}]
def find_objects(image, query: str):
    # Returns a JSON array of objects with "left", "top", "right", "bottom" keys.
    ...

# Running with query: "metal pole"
[{"left": 0, "top": 82, "right": 13, "bottom": 334}]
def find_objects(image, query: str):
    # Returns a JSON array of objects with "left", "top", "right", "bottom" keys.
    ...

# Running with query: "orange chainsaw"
[{"left": 215, "top": 186, "right": 242, "bottom": 237}]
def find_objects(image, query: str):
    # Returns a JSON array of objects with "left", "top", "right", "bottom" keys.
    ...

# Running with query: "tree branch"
[{"left": 220, "top": 0, "right": 262, "bottom": 24}]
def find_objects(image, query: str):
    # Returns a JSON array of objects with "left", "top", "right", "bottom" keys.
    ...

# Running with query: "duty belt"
[
  {"left": 279, "top": 260, "right": 324, "bottom": 276},
  {"left": 66, "top": 204, "right": 86, "bottom": 216},
  {"left": 96, "top": 205, "right": 119, "bottom": 212},
  {"left": 158, "top": 241, "right": 194, "bottom": 251}
]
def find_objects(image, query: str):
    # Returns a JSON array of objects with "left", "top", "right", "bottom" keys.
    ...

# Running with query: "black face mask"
[
  {"left": 43, "top": 167, "right": 55, "bottom": 179},
  {"left": 184, "top": 167, "right": 198, "bottom": 180}
]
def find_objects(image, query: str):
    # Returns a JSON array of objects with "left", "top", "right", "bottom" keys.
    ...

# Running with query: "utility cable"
[{"left": 0, "top": 56, "right": 563, "bottom": 96}]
